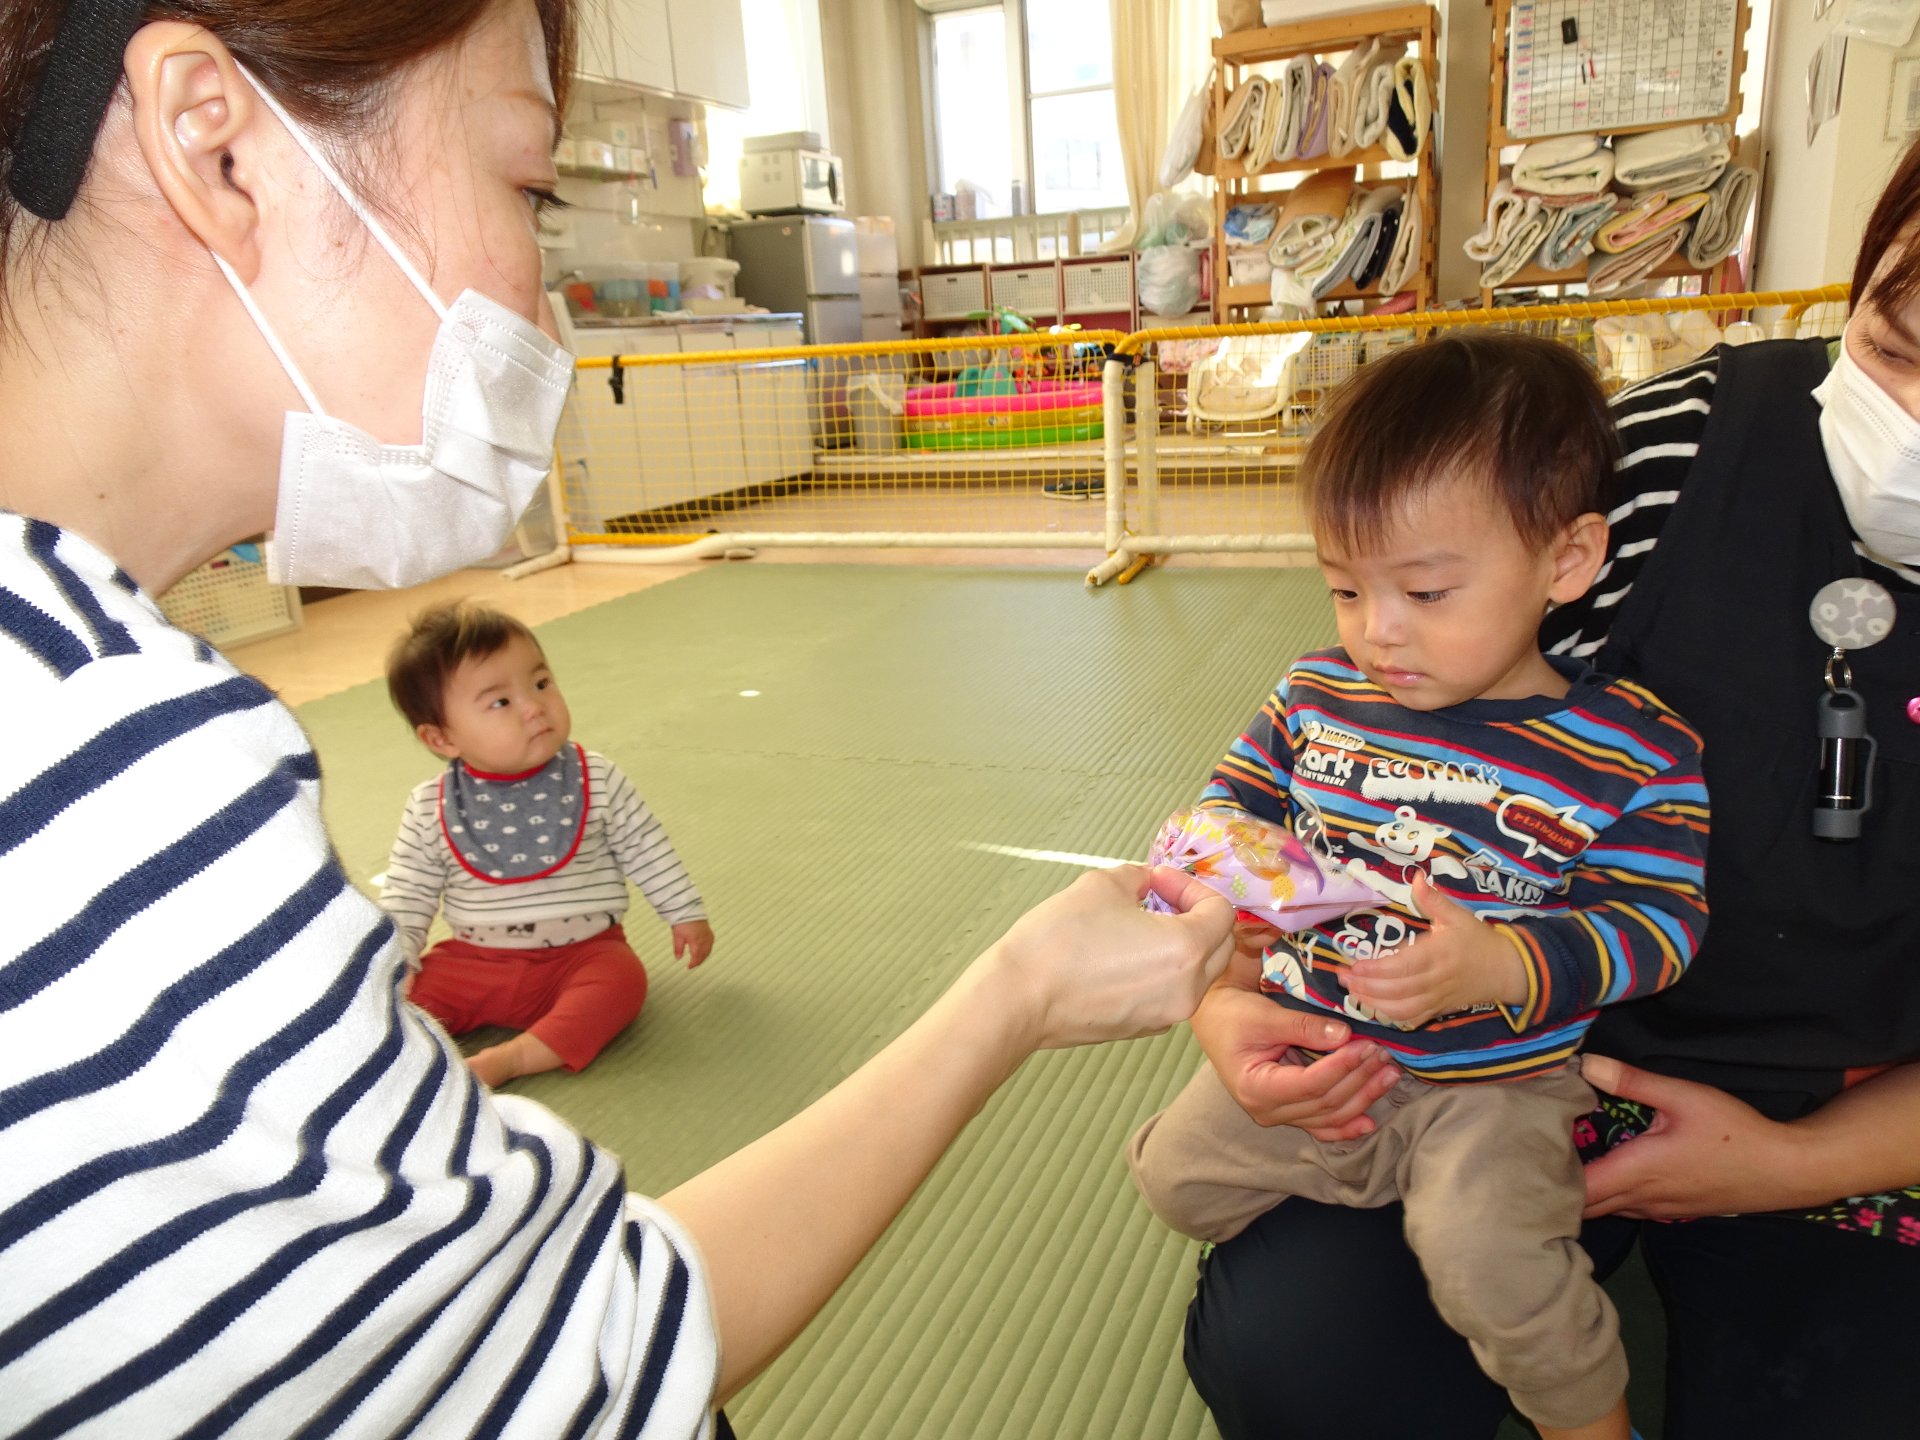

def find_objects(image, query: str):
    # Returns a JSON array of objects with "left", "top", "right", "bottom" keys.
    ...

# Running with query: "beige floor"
[{"left": 233, "top": 482, "right": 1312, "bottom": 708}]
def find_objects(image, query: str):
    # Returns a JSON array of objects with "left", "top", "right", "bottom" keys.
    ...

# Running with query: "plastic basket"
[
  {"left": 158, "top": 545, "right": 302, "bottom": 648},
  {"left": 1063, "top": 258, "right": 1134, "bottom": 313},
  {"left": 989, "top": 264, "right": 1062, "bottom": 318},
  {"left": 920, "top": 269, "right": 989, "bottom": 319}
]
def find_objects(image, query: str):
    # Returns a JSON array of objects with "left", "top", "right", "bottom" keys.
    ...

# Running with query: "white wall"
[
  {"left": 1432, "top": 0, "right": 1491, "bottom": 300},
  {"left": 1757, "top": 9, "right": 1920, "bottom": 288}
]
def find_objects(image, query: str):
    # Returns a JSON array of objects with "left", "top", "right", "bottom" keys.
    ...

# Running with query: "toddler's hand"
[
  {"left": 674, "top": 920, "right": 715, "bottom": 968},
  {"left": 1338, "top": 873, "right": 1526, "bottom": 1030}
]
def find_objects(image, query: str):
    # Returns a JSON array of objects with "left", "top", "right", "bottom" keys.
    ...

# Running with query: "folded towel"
[
  {"left": 1354, "top": 43, "right": 1403, "bottom": 150},
  {"left": 1464, "top": 178, "right": 1537, "bottom": 260},
  {"left": 1218, "top": 76, "right": 1268, "bottom": 163},
  {"left": 1512, "top": 134, "right": 1614, "bottom": 197},
  {"left": 1384, "top": 55, "right": 1430, "bottom": 160},
  {"left": 1594, "top": 190, "right": 1708, "bottom": 253},
  {"left": 1684, "top": 164, "right": 1758, "bottom": 268},
  {"left": 1328, "top": 39, "right": 1379, "bottom": 158},
  {"left": 1538, "top": 193, "right": 1618, "bottom": 272},
  {"left": 1224, "top": 202, "right": 1280, "bottom": 246},
  {"left": 1297, "top": 61, "right": 1334, "bottom": 160},
  {"left": 1612, "top": 123, "right": 1731, "bottom": 194},
  {"left": 1267, "top": 167, "right": 1355, "bottom": 268},
  {"left": 1479, "top": 206, "right": 1551, "bottom": 288},
  {"left": 1377, "top": 187, "right": 1422, "bottom": 296},
  {"left": 1353, "top": 200, "right": 1403, "bottom": 290},
  {"left": 1273, "top": 56, "right": 1314, "bottom": 161},
  {"left": 1250, "top": 74, "right": 1287, "bottom": 171},
  {"left": 1534, "top": 189, "right": 1610, "bottom": 209},
  {"left": 1309, "top": 185, "right": 1403, "bottom": 298},
  {"left": 1588, "top": 224, "right": 1688, "bottom": 294}
]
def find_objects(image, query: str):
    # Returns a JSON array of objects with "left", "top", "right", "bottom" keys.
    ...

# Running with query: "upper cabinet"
[
  {"left": 613, "top": 0, "right": 678, "bottom": 94},
  {"left": 575, "top": 0, "right": 749, "bottom": 111},
  {"left": 666, "top": 0, "right": 750, "bottom": 110}
]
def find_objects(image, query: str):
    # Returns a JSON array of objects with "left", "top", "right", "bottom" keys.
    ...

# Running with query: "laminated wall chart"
[{"left": 1505, "top": 0, "right": 1739, "bottom": 140}]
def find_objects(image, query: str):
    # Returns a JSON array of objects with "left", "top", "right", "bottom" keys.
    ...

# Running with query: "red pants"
[{"left": 409, "top": 926, "right": 648, "bottom": 1072}]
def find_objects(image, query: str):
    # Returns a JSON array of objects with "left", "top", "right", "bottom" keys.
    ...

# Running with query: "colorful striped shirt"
[
  {"left": 1202, "top": 649, "right": 1710, "bottom": 1082},
  {"left": 0, "top": 515, "right": 717, "bottom": 1437}
]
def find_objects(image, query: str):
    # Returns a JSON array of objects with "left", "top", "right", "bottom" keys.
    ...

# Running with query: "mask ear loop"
[
  {"left": 211, "top": 252, "right": 329, "bottom": 418},
  {"left": 231, "top": 61, "right": 452, "bottom": 324}
]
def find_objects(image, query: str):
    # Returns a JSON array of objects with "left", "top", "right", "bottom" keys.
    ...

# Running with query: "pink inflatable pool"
[{"left": 903, "top": 379, "right": 1105, "bottom": 450}]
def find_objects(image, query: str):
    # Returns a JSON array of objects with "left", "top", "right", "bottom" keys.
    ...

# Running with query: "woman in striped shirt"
[
  {"left": 0, "top": 4, "right": 1247, "bottom": 1435},
  {"left": 1181, "top": 147, "right": 1920, "bottom": 1440}
]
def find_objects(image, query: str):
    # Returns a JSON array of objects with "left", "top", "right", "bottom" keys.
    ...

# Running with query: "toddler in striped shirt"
[
  {"left": 1129, "top": 334, "right": 1709, "bottom": 1440},
  {"left": 379, "top": 602, "right": 713, "bottom": 1087}
]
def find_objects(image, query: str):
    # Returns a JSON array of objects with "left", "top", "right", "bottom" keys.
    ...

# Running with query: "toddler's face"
[
  {"left": 422, "top": 633, "right": 572, "bottom": 775},
  {"left": 1316, "top": 475, "right": 1589, "bottom": 711}
]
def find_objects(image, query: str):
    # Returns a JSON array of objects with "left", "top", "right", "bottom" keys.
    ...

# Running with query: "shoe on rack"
[{"left": 1042, "top": 476, "right": 1103, "bottom": 501}]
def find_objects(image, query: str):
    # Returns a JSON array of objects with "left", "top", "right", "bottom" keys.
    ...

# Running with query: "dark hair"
[
  {"left": 0, "top": 0, "right": 574, "bottom": 329},
  {"left": 387, "top": 601, "right": 540, "bottom": 731},
  {"left": 1854, "top": 133, "right": 1920, "bottom": 318},
  {"left": 1301, "top": 331, "right": 1619, "bottom": 556}
]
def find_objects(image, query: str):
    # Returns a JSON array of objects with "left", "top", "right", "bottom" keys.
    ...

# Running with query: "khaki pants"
[{"left": 1127, "top": 1061, "right": 1624, "bottom": 1430}]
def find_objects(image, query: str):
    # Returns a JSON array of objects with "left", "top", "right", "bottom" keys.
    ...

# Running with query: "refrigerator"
[{"left": 728, "top": 216, "right": 862, "bottom": 345}]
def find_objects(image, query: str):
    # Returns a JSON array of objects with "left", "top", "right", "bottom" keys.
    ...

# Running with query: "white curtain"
[{"left": 1108, "top": 0, "right": 1215, "bottom": 247}]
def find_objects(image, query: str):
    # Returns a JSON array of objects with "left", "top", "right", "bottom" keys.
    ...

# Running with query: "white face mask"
[
  {"left": 215, "top": 67, "right": 575, "bottom": 590},
  {"left": 1814, "top": 337, "right": 1920, "bottom": 566}
]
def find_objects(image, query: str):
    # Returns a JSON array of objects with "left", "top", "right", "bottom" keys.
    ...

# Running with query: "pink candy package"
[{"left": 1145, "top": 805, "right": 1378, "bottom": 931}]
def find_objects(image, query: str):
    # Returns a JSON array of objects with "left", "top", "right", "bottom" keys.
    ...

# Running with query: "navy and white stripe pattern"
[
  {"left": 382, "top": 753, "right": 706, "bottom": 965},
  {"left": 0, "top": 515, "right": 716, "bottom": 1438},
  {"left": 1543, "top": 354, "right": 1719, "bottom": 662}
]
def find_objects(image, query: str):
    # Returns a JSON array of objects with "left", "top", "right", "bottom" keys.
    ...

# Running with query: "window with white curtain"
[
  {"left": 927, "top": 0, "right": 1127, "bottom": 217},
  {"left": 931, "top": 7, "right": 1014, "bottom": 204},
  {"left": 1024, "top": 0, "right": 1125, "bottom": 212}
]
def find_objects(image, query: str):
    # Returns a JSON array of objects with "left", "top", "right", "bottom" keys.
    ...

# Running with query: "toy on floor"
[{"left": 1144, "top": 805, "right": 1375, "bottom": 931}]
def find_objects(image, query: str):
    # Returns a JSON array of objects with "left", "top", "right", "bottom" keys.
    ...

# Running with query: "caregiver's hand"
[
  {"left": 1191, "top": 950, "right": 1399, "bottom": 1141},
  {"left": 669, "top": 863, "right": 1236, "bottom": 1403},
  {"left": 1580, "top": 1054, "right": 1803, "bottom": 1220},
  {"left": 988, "top": 865, "right": 1239, "bottom": 1052}
]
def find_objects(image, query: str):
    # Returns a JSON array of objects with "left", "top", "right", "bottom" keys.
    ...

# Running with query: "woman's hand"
[
  {"left": 986, "top": 865, "right": 1238, "bottom": 1052},
  {"left": 1190, "top": 955, "right": 1399, "bottom": 1141},
  {"left": 1580, "top": 1055, "right": 1807, "bottom": 1219}
]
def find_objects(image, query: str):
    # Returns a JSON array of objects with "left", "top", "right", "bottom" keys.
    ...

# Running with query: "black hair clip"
[{"left": 9, "top": 0, "right": 151, "bottom": 221}]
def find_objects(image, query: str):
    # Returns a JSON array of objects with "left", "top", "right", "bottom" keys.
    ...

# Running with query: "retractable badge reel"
[{"left": 1808, "top": 579, "right": 1895, "bottom": 841}]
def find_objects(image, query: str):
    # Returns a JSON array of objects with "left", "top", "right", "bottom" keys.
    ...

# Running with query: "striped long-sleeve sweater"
[
  {"left": 381, "top": 751, "right": 706, "bottom": 967},
  {"left": 1203, "top": 649, "right": 1710, "bottom": 1082},
  {"left": 0, "top": 515, "right": 717, "bottom": 1438}
]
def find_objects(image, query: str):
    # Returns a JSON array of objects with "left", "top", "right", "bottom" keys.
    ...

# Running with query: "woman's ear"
[
  {"left": 1548, "top": 511, "right": 1610, "bottom": 605},
  {"left": 122, "top": 22, "right": 264, "bottom": 281}
]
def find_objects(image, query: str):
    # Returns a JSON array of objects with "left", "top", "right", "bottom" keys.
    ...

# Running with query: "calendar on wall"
[{"left": 1505, "top": 0, "right": 1739, "bottom": 140}]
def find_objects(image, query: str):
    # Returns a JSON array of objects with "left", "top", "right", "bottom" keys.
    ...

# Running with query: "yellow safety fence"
[{"left": 525, "top": 287, "right": 1848, "bottom": 588}]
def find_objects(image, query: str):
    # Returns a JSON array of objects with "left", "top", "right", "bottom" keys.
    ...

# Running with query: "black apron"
[{"left": 1588, "top": 339, "right": 1920, "bottom": 1121}]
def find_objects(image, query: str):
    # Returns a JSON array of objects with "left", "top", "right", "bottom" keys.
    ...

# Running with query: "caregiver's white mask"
[
  {"left": 1815, "top": 334, "right": 1920, "bottom": 566},
  {"left": 213, "top": 66, "right": 574, "bottom": 590}
]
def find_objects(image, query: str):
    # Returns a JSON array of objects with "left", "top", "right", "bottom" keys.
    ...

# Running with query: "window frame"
[{"left": 925, "top": 0, "right": 1125, "bottom": 217}]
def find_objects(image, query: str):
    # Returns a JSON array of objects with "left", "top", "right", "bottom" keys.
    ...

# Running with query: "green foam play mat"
[{"left": 293, "top": 564, "right": 1664, "bottom": 1440}]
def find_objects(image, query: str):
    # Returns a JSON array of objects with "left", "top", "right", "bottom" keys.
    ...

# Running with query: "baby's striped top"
[{"left": 1203, "top": 648, "right": 1710, "bottom": 1083}]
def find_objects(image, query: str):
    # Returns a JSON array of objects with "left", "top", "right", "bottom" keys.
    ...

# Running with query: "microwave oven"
[{"left": 740, "top": 147, "right": 845, "bottom": 216}]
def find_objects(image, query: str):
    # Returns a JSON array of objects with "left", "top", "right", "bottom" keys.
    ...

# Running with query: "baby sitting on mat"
[
  {"left": 379, "top": 602, "right": 713, "bottom": 1087},
  {"left": 1128, "top": 334, "right": 1709, "bottom": 1440}
]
